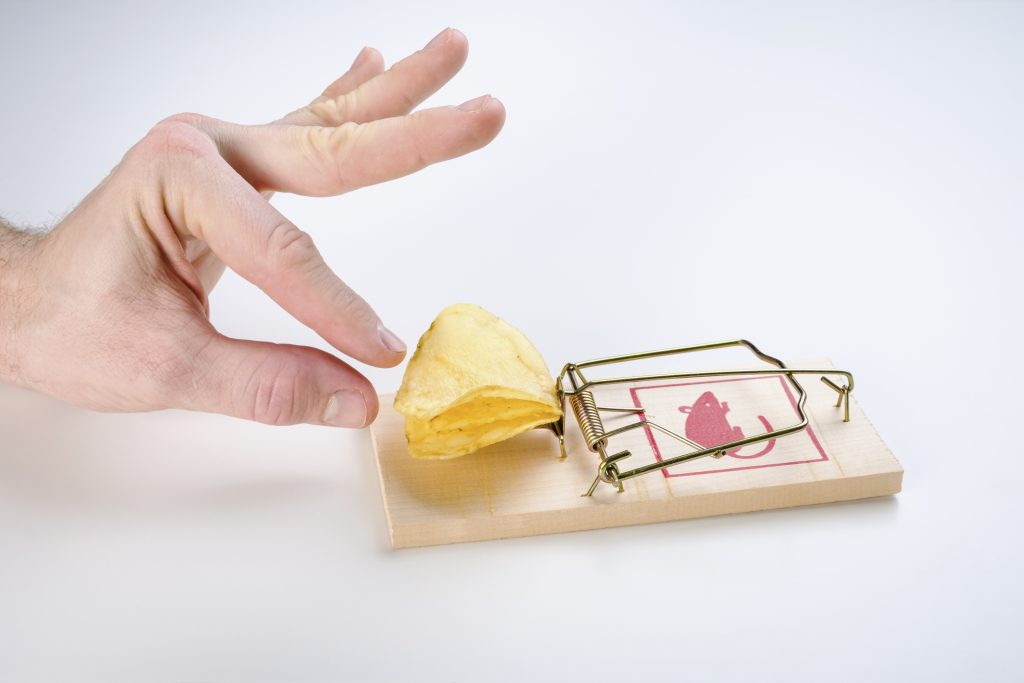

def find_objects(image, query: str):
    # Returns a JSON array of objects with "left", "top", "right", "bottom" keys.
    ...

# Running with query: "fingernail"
[
  {"left": 378, "top": 324, "right": 407, "bottom": 354},
  {"left": 324, "top": 390, "right": 368, "bottom": 428},
  {"left": 426, "top": 27, "right": 452, "bottom": 50},
  {"left": 457, "top": 94, "right": 492, "bottom": 112}
]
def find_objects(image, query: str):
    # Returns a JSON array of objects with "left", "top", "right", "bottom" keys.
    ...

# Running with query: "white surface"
[{"left": 1, "top": 1, "right": 1022, "bottom": 681}]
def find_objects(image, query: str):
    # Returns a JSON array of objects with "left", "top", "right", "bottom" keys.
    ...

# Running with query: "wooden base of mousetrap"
[{"left": 370, "top": 360, "right": 902, "bottom": 549}]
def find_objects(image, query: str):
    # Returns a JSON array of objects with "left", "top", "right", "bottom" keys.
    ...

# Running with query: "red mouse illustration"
[{"left": 678, "top": 391, "right": 775, "bottom": 459}]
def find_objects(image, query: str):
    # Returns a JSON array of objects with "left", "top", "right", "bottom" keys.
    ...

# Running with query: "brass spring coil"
[{"left": 569, "top": 390, "right": 607, "bottom": 452}]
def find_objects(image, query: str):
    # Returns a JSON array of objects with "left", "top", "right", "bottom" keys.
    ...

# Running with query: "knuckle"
[
  {"left": 265, "top": 220, "right": 322, "bottom": 273},
  {"left": 322, "top": 121, "right": 359, "bottom": 154},
  {"left": 247, "top": 354, "right": 304, "bottom": 425},
  {"left": 160, "top": 111, "right": 212, "bottom": 129},
  {"left": 293, "top": 123, "right": 359, "bottom": 195},
  {"left": 308, "top": 93, "right": 352, "bottom": 126},
  {"left": 307, "top": 99, "right": 340, "bottom": 126},
  {"left": 329, "top": 282, "right": 375, "bottom": 324},
  {"left": 134, "top": 116, "right": 215, "bottom": 163}
]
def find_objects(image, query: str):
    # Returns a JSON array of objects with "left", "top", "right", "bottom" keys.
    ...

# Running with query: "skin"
[{"left": 0, "top": 28, "right": 505, "bottom": 428}]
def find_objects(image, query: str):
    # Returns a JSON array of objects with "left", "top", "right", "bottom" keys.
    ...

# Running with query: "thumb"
[{"left": 185, "top": 333, "right": 379, "bottom": 427}]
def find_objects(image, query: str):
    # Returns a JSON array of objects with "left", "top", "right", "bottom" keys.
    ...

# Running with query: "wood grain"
[{"left": 371, "top": 360, "right": 902, "bottom": 548}]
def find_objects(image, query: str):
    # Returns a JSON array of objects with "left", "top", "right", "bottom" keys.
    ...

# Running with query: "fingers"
[
  {"left": 212, "top": 95, "right": 506, "bottom": 196},
  {"left": 319, "top": 47, "right": 386, "bottom": 100},
  {"left": 283, "top": 28, "right": 468, "bottom": 127},
  {"left": 153, "top": 121, "right": 407, "bottom": 369},
  {"left": 278, "top": 46, "right": 386, "bottom": 125},
  {"left": 261, "top": 47, "right": 384, "bottom": 202},
  {"left": 186, "top": 332, "right": 378, "bottom": 427}
]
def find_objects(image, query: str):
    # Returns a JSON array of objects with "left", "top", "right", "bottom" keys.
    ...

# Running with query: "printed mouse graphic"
[{"left": 678, "top": 391, "right": 775, "bottom": 459}]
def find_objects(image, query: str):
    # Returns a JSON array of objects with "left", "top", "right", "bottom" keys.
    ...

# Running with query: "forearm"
[{"left": 0, "top": 218, "right": 41, "bottom": 385}]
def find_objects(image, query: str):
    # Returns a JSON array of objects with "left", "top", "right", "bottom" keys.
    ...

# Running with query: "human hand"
[{"left": 0, "top": 28, "right": 504, "bottom": 428}]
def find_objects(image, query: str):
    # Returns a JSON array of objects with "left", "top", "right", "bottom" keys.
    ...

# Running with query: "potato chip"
[{"left": 394, "top": 304, "right": 562, "bottom": 458}]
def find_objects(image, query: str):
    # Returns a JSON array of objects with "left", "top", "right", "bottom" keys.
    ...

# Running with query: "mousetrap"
[{"left": 370, "top": 340, "right": 902, "bottom": 548}]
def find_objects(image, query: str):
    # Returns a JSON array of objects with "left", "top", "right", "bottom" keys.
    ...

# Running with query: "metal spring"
[{"left": 569, "top": 390, "right": 607, "bottom": 452}]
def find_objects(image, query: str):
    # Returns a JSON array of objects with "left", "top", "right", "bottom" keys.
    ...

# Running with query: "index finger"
[{"left": 151, "top": 120, "right": 406, "bottom": 369}]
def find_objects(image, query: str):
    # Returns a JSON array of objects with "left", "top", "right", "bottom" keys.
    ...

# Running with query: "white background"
[{"left": 1, "top": 1, "right": 1022, "bottom": 681}]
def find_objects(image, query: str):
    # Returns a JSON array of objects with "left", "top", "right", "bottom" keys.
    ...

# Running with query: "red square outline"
[{"left": 628, "top": 375, "right": 829, "bottom": 478}]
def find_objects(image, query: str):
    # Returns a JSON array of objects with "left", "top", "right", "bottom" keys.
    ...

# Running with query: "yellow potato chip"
[{"left": 394, "top": 304, "right": 562, "bottom": 459}]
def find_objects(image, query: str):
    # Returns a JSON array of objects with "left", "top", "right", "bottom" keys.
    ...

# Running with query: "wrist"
[{"left": 0, "top": 220, "right": 43, "bottom": 386}]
